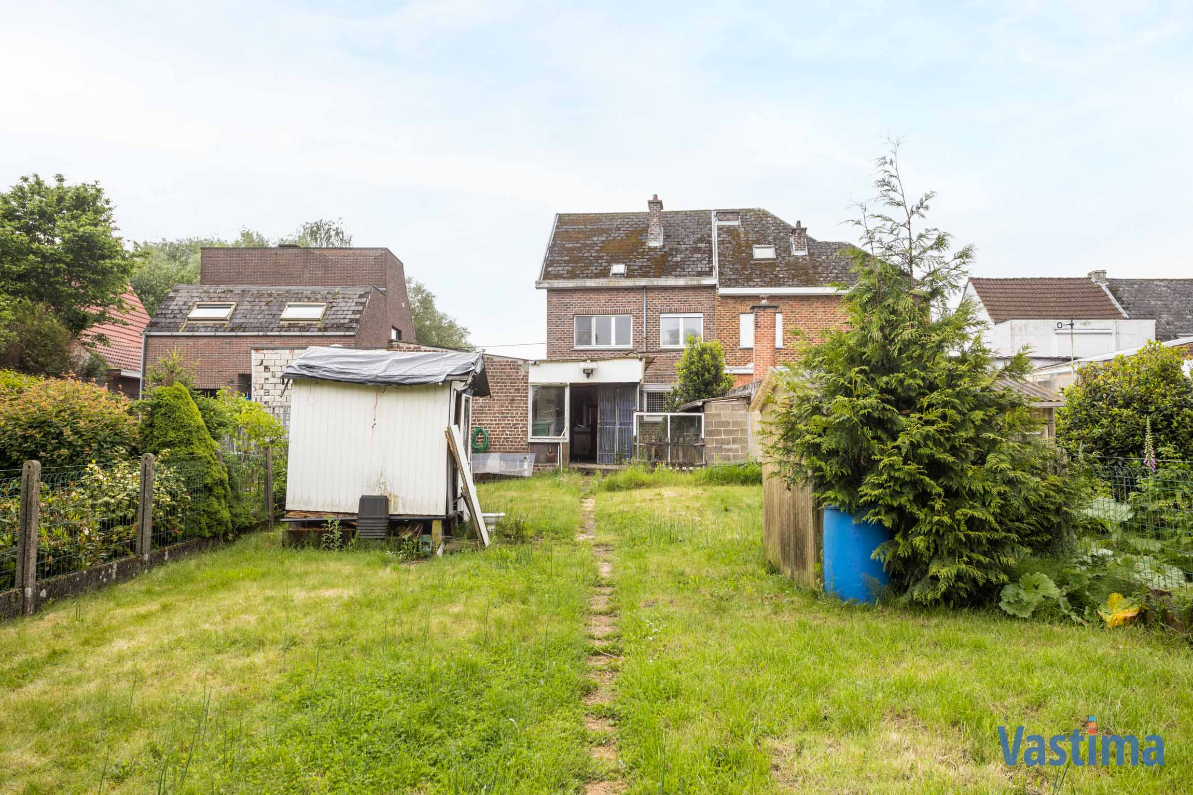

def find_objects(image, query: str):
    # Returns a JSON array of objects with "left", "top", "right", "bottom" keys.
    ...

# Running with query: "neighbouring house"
[
  {"left": 529, "top": 195, "right": 859, "bottom": 466},
  {"left": 143, "top": 247, "right": 416, "bottom": 396},
  {"left": 1031, "top": 335, "right": 1193, "bottom": 392},
  {"left": 1097, "top": 273, "right": 1193, "bottom": 342},
  {"left": 963, "top": 274, "right": 1154, "bottom": 367},
  {"left": 81, "top": 290, "right": 151, "bottom": 396}
]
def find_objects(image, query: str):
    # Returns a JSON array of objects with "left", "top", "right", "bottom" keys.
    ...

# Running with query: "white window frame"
[
  {"left": 776, "top": 312, "right": 784, "bottom": 349},
  {"left": 573, "top": 314, "right": 633, "bottom": 350},
  {"left": 187, "top": 302, "right": 236, "bottom": 321},
  {"left": 279, "top": 302, "right": 327, "bottom": 322},
  {"left": 528, "top": 383, "right": 569, "bottom": 441},
  {"left": 390, "top": 326, "right": 402, "bottom": 341},
  {"left": 739, "top": 313, "right": 754, "bottom": 349},
  {"left": 752, "top": 244, "right": 776, "bottom": 260},
  {"left": 659, "top": 313, "right": 704, "bottom": 349}
]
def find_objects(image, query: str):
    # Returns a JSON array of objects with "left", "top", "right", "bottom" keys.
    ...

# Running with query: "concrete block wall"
[
  {"left": 251, "top": 348, "right": 303, "bottom": 426},
  {"left": 703, "top": 398, "right": 752, "bottom": 463}
]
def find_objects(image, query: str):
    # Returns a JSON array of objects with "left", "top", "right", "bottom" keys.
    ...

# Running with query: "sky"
[{"left": 2, "top": 1, "right": 1190, "bottom": 359}]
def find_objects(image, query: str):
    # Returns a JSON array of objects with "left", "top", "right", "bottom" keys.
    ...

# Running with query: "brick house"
[
  {"left": 143, "top": 247, "right": 416, "bottom": 395},
  {"left": 529, "top": 195, "right": 859, "bottom": 465}
]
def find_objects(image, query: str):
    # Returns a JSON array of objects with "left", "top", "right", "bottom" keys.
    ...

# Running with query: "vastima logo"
[{"left": 998, "top": 716, "right": 1164, "bottom": 767}]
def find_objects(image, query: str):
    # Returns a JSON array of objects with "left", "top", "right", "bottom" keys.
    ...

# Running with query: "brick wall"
[
  {"left": 546, "top": 286, "right": 717, "bottom": 383},
  {"left": 716, "top": 294, "right": 847, "bottom": 370},
  {"left": 145, "top": 334, "right": 362, "bottom": 391},
  {"left": 704, "top": 398, "right": 752, "bottom": 463},
  {"left": 472, "top": 356, "right": 529, "bottom": 453}
]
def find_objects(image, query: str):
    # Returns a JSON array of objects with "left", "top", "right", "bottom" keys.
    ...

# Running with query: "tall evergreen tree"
[{"left": 769, "top": 143, "right": 1078, "bottom": 606}]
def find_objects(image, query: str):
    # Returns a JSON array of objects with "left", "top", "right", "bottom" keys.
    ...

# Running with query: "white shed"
[{"left": 282, "top": 347, "right": 490, "bottom": 524}]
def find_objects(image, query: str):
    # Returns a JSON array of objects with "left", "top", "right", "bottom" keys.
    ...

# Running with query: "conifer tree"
[{"left": 769, "top": 143, "right": 1078, "bottom": 606}]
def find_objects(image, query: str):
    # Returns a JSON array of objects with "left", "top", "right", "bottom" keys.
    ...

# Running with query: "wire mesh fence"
[
  {"left": 1080, "top": 456, "right": 1193, "bottom": 595},
  {"left": 35, "top": 463, "right": 140, "bottom": 580},
  {"left": 0, "top": 472, "right": 22, "bottom": 591},
  {"left": 226, "top": 451, "right": 268, "bottom": 530}
]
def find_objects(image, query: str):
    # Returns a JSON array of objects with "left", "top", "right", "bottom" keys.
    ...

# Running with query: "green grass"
[
  {"left": 2, "top": 473, "right": 1191, "bottom": 794},
  {"left": 597, "top": 462, "right": 762, "bottom": 492},
  {"left": 598, "top": 485, "right": 1193, "bottom": 794},
  {"left": 0, "top": 474, "right": 593, "bottom": 794}
]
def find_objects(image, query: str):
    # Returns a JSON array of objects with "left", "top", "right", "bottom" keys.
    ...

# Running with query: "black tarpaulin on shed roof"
[{"left": 282, "top": 347, "right": 490, "bottom": 396}]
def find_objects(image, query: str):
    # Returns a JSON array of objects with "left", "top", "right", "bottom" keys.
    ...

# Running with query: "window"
[
  {"left": 660, "top": 314, "right": 703, "bottom": 348},
  {"left": 610, "top": 264, "right": 626, "bottom": 276},
  {"left": 280, "top": 302, "right": 327, "bottom": 322},
  {"left": 642, "top": 390, "right": 670, "bottom": 413},
  {"left": 752, "top": 244, "right": 776, "bottom": 260},
  {"left": 187, "top": 302, "right": 235, "bottom": 321},
  {"left": 390, "top": 326, "right": 402, "bottom": 341},
  {"left": 739, "top": 313, "right": 754, "bottom": 348},
  {"left": 530, "top": 385, "right": 567, "bottom": 438},
  {"left": 236, "top": 373, "right": 252, "bottom": 398},
  {"left": 574, "top": 315, "right": 632, "bottom": 348},
  {"left": 776, "top": 313, "right": 784, "bottom": 349}
]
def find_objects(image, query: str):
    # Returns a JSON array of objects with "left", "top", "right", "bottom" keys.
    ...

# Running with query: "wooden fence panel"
[{"left": 757, "top": 378, "right": 822, "bottom": 589}]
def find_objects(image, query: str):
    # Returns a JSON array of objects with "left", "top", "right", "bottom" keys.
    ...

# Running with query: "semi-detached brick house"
[
  {"left": 143, "top": 247, "right": 416, "bottom": 395},
  {"left": 529, "top": 195, "right": 861, "bottom": 465}
]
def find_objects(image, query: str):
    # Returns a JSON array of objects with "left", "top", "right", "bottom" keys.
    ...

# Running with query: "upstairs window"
[
  {"left": 187, "top": 302, "right": 235, "bottom": 321},
  {"left": 752, "top": 244, "right": 776, "bottom": 260},
  {"left": 390, "top": 326, "right": 402, "bottom": 341},
  {"left": 575, "top": 314, "right": 632, "bottom": 348},
  {"left": 280, "top": 302, "right": 327, "bottom": 322},
  {"left": 660, "top": 314, "right": 703, "bottom": 348},
  {"left": 739, "top": 313, "right": 754, "bottom": 348}
]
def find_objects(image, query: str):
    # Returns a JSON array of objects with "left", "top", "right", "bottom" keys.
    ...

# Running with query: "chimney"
[
  {"left": 647, "top": 194, "right": 664, "bottom": 247},
  {"left": 752, "top": 302, "right": 779, "bottom": 378},
  {"left": 791, "top": 221, "right": 807, "bottom": 255},
  {"left": 1088, "top": 269, "right": 1108, "bottom": 284}
]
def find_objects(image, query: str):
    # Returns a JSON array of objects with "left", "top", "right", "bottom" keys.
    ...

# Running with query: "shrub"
[
  {"left": 668, "top": 337, "right": 734, "bottom": 409},
  {"left": 768, "top": 146, "right": 1080, "bottom": 607},
  {"left": 0, "top": 298, "right": 77, "bottom": 377},
  {"left": 1056, "top": 341, "right": 1193, "bottom": 460},
  {"left": 0, "top": 460, "right": 190, "bottom": 577},
  {"left": 139, "top": 384, "right": 231, "bottom": 538},
  {"left": 0, "top": 373, "right": 138, "bottom": 469}
]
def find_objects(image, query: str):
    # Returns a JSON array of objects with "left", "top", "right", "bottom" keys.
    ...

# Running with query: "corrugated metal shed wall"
[{"left": 286, "top": 380, "right": 451, "bottom": 515}]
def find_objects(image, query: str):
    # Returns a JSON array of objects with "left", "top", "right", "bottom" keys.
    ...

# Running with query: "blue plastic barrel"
[{"left": 822, "top": 506, "right": 892, "bottom": 604}]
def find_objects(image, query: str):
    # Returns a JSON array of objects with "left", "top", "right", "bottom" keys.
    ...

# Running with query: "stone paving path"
[{"left": 578, "top": 488, "right": 625, "bottom": 795}]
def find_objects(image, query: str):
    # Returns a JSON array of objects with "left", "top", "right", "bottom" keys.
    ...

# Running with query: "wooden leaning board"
[{"left": 445, "top": 426, "right": 490, "bottom": 547}]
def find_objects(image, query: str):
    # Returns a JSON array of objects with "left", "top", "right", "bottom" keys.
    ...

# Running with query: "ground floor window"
[{"left": 530, "top": 385, "right": 567, "bottom": 438}]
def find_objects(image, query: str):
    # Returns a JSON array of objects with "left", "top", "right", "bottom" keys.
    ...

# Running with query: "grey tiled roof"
[
  {"left": 1107, "top": 279, "right": 1193, "bottom": 341},
  {"left": 716, "top": 210, "right": 858, "bottom": 288},
  {"left": 539, "top": 207, "right": 859, "bottom": 287},
  {"left": 147, "top": 285, "right": 374, "bottom": 334},
  {"left": 542, "top": 210, "right": 714, "bottom": 280}
]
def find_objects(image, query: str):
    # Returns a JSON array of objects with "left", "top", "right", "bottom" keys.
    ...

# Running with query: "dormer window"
[
  {"left": 280, "top": 302, "right": 327, "bottom": 322},
  {"left": 752, "top": 245, "right": 776, "bottom": 260},
  {"left": 187, "top": 302, "right": 235, "bottom": 321},
  {"left": 610, "top": 264, "right": 627, "bottom": 277}
]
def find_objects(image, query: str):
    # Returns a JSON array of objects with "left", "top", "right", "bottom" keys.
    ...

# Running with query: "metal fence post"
[
  {"left": 138, "top": 453, "right": 154, "bottom": 561},
  {"left": 17, "top": 460, "right": 40, "bottom": 616},
  {"left": 264, "top": 447, "right": 274, "bottom": 525}
]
